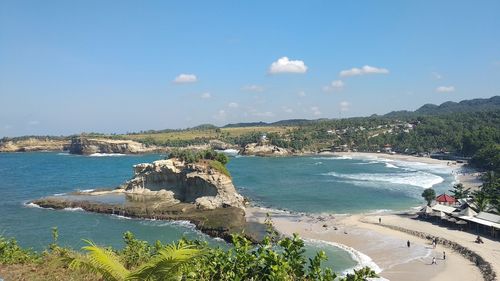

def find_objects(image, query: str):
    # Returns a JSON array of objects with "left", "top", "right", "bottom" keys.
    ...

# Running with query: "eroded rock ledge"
[{"left": 30, "top": 158, "right": 262, "bottom": 242}]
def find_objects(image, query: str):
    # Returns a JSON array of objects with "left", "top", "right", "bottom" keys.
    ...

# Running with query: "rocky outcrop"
[
  {"left": 123, "top": 159, "right": 244, "bottom": 210},
  {"left": 30, "top": 158, "right": 255, "bottom": 242},
  {"left": 240, "top": 143, "right": 291, "bottom": 156},
  {"left": 0, "top": 138, "right": 69, "bottom": 152},
  {"left": 69, "top": 137, "right": 160, "bottom": 155}
]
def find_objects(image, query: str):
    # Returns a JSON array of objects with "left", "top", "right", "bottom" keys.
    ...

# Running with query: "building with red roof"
[{"left": 436, "top": 193, "right": 457, "bottom": 205}]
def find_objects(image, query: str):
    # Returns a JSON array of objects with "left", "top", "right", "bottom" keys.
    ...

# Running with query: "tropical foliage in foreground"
[{"left": 0, "top": 229, "right": 377, "bottom": 281}]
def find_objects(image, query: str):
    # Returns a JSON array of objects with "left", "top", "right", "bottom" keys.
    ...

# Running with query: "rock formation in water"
[
  {"left": 123, "top": 159, "right": 245, "bottom": 210},
  {"left": 69, "top": 137, "right": 162, "bottom": 155},
  {"left": 30, "top": 158, "right": 259, "bottom": 242},
  {"left": 240, "top": 142, "right": 291, "bottom": 156},
  {"left": 0, "top": 138, "right": 69, "bottom": 152}
]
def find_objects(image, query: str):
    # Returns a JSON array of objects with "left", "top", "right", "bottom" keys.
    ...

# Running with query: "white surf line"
[{"left": 304, "top": 238, "right": 382, "bottom": 275}]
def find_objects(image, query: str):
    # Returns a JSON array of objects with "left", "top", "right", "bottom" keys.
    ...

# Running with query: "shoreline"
[{"left": 246, "top": 207, "right": 486, "bottom": 281}]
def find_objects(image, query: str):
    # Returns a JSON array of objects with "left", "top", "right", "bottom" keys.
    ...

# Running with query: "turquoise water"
[
  {"left": 0, "top": 152, "right": 455, "bottom": 272},
  {"left": 229, "top": 155, "right": 454, "bottom": 214}
]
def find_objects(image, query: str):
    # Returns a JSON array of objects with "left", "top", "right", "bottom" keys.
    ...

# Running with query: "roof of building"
[
  {"left": 459, "top": 215, "right": 500, "bottom": 229},
  {"left": 476, "top": 212, "right": 500, "bottom": 224},
  {"left": 431, "top": 204, "right": 457, "bottom": 214},
  {"left": 436, "top": 193, "right": 456, "bottom": 203}
]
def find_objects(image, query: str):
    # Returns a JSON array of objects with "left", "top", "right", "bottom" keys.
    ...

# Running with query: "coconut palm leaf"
[
  {"left": 69, "top": 239, "right": 130, "bottom": 281},
  {"left": 127, "top": 242, "right": 201, "bottom": 281}
]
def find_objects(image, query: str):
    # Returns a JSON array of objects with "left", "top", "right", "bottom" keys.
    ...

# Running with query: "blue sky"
[{"left": 1, "top": 0, "right": 499, "bottom": 137}]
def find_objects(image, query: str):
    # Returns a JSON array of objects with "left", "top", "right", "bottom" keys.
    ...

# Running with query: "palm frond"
[
  {"left": 69, "top": 239, "right": 130, "bottom": 281},
  {"left": 127, "top": 242, "right": 201, "bottom": 281}
]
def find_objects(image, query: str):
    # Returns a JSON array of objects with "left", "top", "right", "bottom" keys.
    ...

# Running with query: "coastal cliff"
[
  {"left": 69, "top": 137, "right": 162, "bottom": 155},
  {"left": 240, "top": 142, "right": 291, "bottom": 156},
  {"left": 0, "top": 138, "right": 69, "bottom": 152}
]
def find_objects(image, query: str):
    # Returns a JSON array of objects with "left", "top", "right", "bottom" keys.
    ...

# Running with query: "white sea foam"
[
  {"left": 78, "top": 189, "right": 95, "bottom": 193},
  {"left": 215, "top": 149, "right": 239, "bottom": 156},
  {"left": 111, "top": 214, "right": 132, "bottom": 220},
  {"left": 57, "top": 152, "right": 70, "bottom": 156},
  {"left": 63, "top": 207, "right": 85, "bottom": 212},
  {"left": 25, "top": 202, "right": 42, "bottom": 208},
  {"left": 385, "top": 163, "right": 398, "bottom": 169},
  {"left": 324, "top": 171, "right": 444, "bottom": 189},
  {"left": 88, "top": 153, "right": 126, "bottom": 157},
  {"left": 312, "top": 156, "right": 352, "bottom": 160},
  {"left": 304, "top": 238, "right": 382, "bottom": 275},
  {"left": 53, "top": 193, "right": 66, "bottom": 196}
]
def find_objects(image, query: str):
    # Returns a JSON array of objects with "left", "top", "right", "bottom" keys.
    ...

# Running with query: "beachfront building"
[
  {"left": 435, "top": 193, "right": 457, "bottom": 206},
  {"left": 419, "top": 202, "right": 500, "bottom": 239}
]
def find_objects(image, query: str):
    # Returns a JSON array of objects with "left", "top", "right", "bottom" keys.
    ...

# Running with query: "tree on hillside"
[
  {"left": 422, "top": 188, "right": 436, "bottom": 206},
  {"left": 449, "top": 183, "right": 470, "bottom": 199}
]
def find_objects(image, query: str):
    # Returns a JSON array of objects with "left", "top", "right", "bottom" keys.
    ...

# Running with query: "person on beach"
[
  {"left": 379, "top": 217, "right": 381, "bottom": 224},
  {"left": 407, "top": 240, "right": 410, "bottom": 248},
  {"left": 432, "top": 257, "right": 437, "bottom": 265},
  {"left": 432, "top": 239, "right": 436, "bottom": 248},
  {"left": 443, "top": 251, "right": 446, "bottom": 260}
]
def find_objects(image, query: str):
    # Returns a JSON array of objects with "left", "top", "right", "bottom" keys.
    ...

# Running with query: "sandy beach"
[
  {"left": 246, "top": 207, "right": 488, "bottom": 281},
  {"left": 244, "top": 151, "right": 492, "bottom": 281}
]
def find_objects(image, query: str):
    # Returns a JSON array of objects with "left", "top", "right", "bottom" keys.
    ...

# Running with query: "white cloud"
[
  {"left": 310, "top": 106, "right": 321, "bottom": 116},
  {"left": 339, "top": 101, "right": 350, "bottom": 112},
  {"left": 173, "top": 73, "right": 197, "bottom": 84},
  {"left": 323, "top": 80, "right": 344, "bottom": 92},
  {"left": 253, "top": 111, "right": 274, "bottom": 117},
  {"left": 298, "top": 91, "right": 306, "bottom": 97},
  {"left": 436, "top": 86, "right": 455, "bottom": 93},
  {"left": 339, "top": 65, "right": 389, "bottom": 77},
  {"left": 282, "top": 106, "right": 293, "bottom": 113},
  {"left": 432, "top": 72, "right": 443, "bottom": 80},
  {"left": 242, "top": 85, "right": 264, "bottom": 92},
  {"left": 213, "top": 109, "right": 226, "bottom": 120},
  {"left": 228, "top": 102, "right": 239, "bottom": 108},
  {"left": 269, "top": 57, "right": 308, "bottom": 74},
  {"left": 200, "top": 92, "right": 211, "bottom": 99},
  {"left": 28, "top": 120, "right": 40, "bottom": 126}
]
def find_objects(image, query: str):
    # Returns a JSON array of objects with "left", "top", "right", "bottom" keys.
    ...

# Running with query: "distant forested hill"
[{"left": 384, "top": 96, "right": 500, "bottom": 118}]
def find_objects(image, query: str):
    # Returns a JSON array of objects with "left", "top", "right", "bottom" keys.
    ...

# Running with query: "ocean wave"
[
  {"left": 304, "top": 238, "right": 382, "bottom": 275},
  {"left": 215, "top": 149, "right": 239, "bottom": 156},
  {"left": 57, "top": 152, "right": 70, "bottom": 156},
  {"left": 25, "top": 202, "right": 42, "bottom": 208},
  {"left": 53, "top": 193, "right": 66, "bottom": 196},
  {"left": 323, "top": 171, "right": 444, "bottom": 189},
  {"left": 385, "top": 163, "right": 398, "bottom": 169},
  {"left": 111, "top": 214, "right": 132, "bottom": 220},
  {"left": 78, "top": 189, "right": 95, "bottom": 193},
  {"left": 88, "top": 153, "right": 127, "bottom": 157},
  {"left": 63, "top": 207, "right": 85, "bottom": 212},
  {"left": 312, "top": 156, "right": 352, "bottom": 160}
]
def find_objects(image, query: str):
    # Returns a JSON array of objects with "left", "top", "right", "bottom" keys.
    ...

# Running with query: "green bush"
[
  {"left": 0, "top": 236, "right": 40, "bottom": 264},
  {"left": 208, "top": 160, "right": 231, "bottom": 178}
]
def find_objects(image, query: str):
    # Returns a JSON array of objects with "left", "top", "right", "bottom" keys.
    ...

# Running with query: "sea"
[{"left": 0, "top": 152, "right": 456, "bottom": 273}]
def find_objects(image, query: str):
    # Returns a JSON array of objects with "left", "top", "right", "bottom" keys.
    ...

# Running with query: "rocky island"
[
  {"left": 31, "top": 154, "right": 263, "bottom": 242},
  {"left": 240, "top": 142, "right": 291, "bottom": 156}
]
